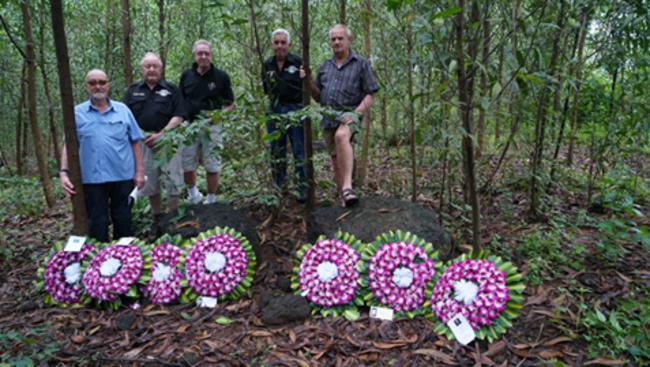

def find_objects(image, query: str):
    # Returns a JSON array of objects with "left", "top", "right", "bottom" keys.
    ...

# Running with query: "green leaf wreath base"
[
  {"left": 360, "top": 230, "right": 442, "bottom": 319},
  {"left": 429, "top": 250, "right": 525, "bottom": 343},
  {"left": 137, "top": 234, "right": 187, "bottom": 289},
  {"left": 291, "top": 231, "right": 365, "bottom": 321},
  {"left": 36, "top": 238, "right": 100, "bottom": 308},
  {"left": 78, "top": 240, "right": 150, "bottom": 311},
  {"left": 180, "top": 226, "right": 256, "bottom": 304}
]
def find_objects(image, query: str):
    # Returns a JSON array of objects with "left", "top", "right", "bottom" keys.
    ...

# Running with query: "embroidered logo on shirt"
[
  {"left": 286, "top": 65, "right": 298, "bottom": 74},
  {"left": 208, "top": 82, "right": 216, "bottom": 91},
  {"left": 156, "top": 89, "right": 171, "bottom": 97}
]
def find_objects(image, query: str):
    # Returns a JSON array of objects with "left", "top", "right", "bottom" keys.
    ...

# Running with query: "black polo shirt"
[
  {"left": 262, "top": 53, "right": 303, "bottom": 107},
  {"left": 123, "top": 80, "right": 186, "bottom": 132},
  {"left": 179, "top": 63, "right": 234, "bottom": 121}
]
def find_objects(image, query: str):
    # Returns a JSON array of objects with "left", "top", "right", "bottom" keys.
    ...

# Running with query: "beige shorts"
[
  {"left": 181, "top": 124, "right": 222, "bottom": 173},
  {"left": 139, "top": 140, "right": 183, "bottom": 197},
  {"left": 323, "top": 119, "right": 360, "bottom": 156}
]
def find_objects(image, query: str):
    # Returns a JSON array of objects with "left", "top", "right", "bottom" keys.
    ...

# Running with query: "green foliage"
[
  {"left": 581, "top": 298, "right": 650, "bottom": 363},
  {"left": 0, "top": 175, "right": 63, "bottom": 217},
  {"left": 0, "top": 324, "right": 62, "bottom": 366}
]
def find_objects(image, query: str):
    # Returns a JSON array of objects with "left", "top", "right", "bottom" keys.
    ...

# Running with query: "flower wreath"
[
  {"left": 81, "top": 241, "right": 146, "bottom": 309},
  {"left": 139, "top": 234, "right": 186, "bottom": 304},
  {"left": 429, "top": 251, "right": 525, "bottom": 342},
  {"left": 291, "top": 232, "right": 364, "bottom": 320},
  {"left": 181, "top": 226, "right": 256, "bottom": 303},
  {"left": 36, "top": 240, "right": 97, "bottom": 306},
  {"left": 361, "top": 230, "right": 441, "bottom": 318}
]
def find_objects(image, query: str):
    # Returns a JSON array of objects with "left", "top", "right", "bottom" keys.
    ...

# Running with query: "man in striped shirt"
[{"left": 303, "top": 24, "right": 378, "bottom": 207}]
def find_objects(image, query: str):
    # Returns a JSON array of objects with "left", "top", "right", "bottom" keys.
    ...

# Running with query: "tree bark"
[
  {"left": 476, "top": 0, "right": 490, "bottom": 157},
  {"left": 357, "top": 0, "right": 372, "bottom": 187},
  {"left": 406, "top": 12, "right": 417, "bottom": 202},
  {"left": 16, "top": 63, "right": 26, "bottom": 176},
  {"left": 39, "top": 0, "right": 60, "bottom": 167},
  {"left": 158, "top": 0, "right": 166, "bottom": 79},
  {"left": 302, "top": 0, "right": 315, "bottom": 209},
  {"left": 122, "top": 0, "right": 132, "bottom": 87},
  {"left": 339, "top": 0, "right": 346, "bottom": 25},
  {"left": 456, "top": 0, "right": 481, "bottom": 251},
  {"left": 50, "top": 0, "right": 87, "bottom": 235},
  {"left": 566, "top": 12, "right": 589, "bottom": 166},
  {"left": 22, "top": 0, "right": 55, "bottom": 207}
]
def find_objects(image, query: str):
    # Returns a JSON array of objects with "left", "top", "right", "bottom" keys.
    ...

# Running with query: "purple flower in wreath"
[
  {"left": 297, "top": 238, "right": 361, "bottom": 307},
  {"left": 82, "top": 244, "right": 143, "bottom": 302},
  {"left": 366, "top": 239, "right": 437, "bottom": 313},
  {"left": 141, "top": 240, "right": 184, "bottom": 304},
  {"left": 39, "top": 243, "right": 96, "bottom": 305},
  {"left": 184, "top": 228, "right": 252, "bottom": 299}
]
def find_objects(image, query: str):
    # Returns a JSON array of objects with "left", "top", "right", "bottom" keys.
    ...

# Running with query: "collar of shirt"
[
  {"left": 192, "top": 62, "right": 215, "bottom": 75},
  {"left": 326, "top": 50, "right": 359, "bottom": 69},
  {"left": 86, "top": 98, "right": 115, "bottom": 113},
  {"left": 267, "top": 53, "right": 300, "bottom": 70}
]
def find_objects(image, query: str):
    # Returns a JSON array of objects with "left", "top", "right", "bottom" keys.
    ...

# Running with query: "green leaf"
[
  {"left": 343, "top": 308, "right": 360, "bottom": 321},
  {"left": 180, "top": 312, "right": 193, "bottom": 321},
  {"left": 215, "top": 316, "right": 234, "bottom": 325},
  {"left": 431, "top": 6, "right": 462, "bottom": 20}
]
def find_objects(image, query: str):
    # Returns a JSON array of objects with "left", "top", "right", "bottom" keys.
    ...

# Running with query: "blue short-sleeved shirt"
[{"left": 74, "top": 99, "right": 143, "bottom": 184}]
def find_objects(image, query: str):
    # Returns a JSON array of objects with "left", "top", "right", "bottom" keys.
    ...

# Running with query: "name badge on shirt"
[
  {"left": 286, "top": 65, "right": 297, "bottom": 74},
  {"left": 208, "top": 82, "right": 216, "bottom": 90}
]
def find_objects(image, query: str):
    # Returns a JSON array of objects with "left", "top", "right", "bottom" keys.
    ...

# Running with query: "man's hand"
[
  {"left": 143, "top": 131, "right": 163, "bottom": 148},
  {"left": 60, "top": 172, "right": 76, "bottom": 196},
  {"left": 134, "top": 171, "right": 145, "bottom": 189},
  {"left": 299, "top": 65, "right": 309, "bottom": 79}
]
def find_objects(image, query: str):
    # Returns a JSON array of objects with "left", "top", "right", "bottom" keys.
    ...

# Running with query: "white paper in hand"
[
  {"left": 369, "top": 306, "right": 394, "bottom": 321},
  {"left": 64, "top": 236, "right": 86, "bottom": 252},
  {"left": 116, "top": 237, "right": 135, "bottom": 246},
  {"left": 447, "top": 313, "right": 476, "bottom": 345},
  {"left": 197, "top": 296, "right": 218, "bottom": 308}
]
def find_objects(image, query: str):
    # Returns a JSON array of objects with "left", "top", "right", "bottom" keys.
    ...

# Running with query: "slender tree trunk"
[
  {"left": 122, "top": 0, "right": 132, "bottom": 87},
  {"left": 456, "top": 0, "right": 481, "bottom": 251},
  {"left": 476, "top": 0, "right": 490, "bottom": 157},
  {"left": 39, "top": 0, "right": 60, "bottom": 167},
  {"left": 495, "top": 44, "right": 503, "bottom": 140},
  {"left": 22, "top": 1, "right": 55, "bottom": 207},
  {"left": 357, "top": 0, "right": 372, "bottom": 187},
  {"left": 339, "top": 0, "right": 346, "bottom": 25},
  {"left": 16, "top": 63, "right": 26, "bottom": 176},
  {"left": 529, "top": 0, "right": 564, "bottom": 220},
  {"left": 379, "top": 24, "right": 388, "bottom": 148},
  {"left": 246, "top": 0, "right": 265, "bottom": 74},
  {"left": 406, "top": 13, "right": 417, "bottom": 202},
  {"left": 302, "top": 0, "right": 315, "bottom": 209},
  {"left": 566, "top": 12, "right": 589, "bottom": 165},
  {"left": 158, "top": 0, "right": 166, "bottom": 79},
  {"left": 103, "top": 0, "right": 113, "bottom": 74},
  {"left": 50, "top": 0, "right": 87, "bottom": 235}
]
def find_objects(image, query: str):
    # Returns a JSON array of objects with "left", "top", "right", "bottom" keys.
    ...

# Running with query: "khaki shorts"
[
  {"left": 181, "top": 124, "right": 222, "bottom": 173},
  {"left": 139, "top": 140, "right": 183, "bottom": 197},
  {"left": 323, "top": 117, "right": 360, "bottom": 156}
]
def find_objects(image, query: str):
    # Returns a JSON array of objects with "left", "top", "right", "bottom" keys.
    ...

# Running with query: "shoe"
[
  {"left": 341, "top": 188, "right": 359, "bottom": 208},
  {"left": 187, "top": 191, "right": 203, "bottom": 205},
  {"left": 203, "top": 194, "right": 217, "bottom": 205}
]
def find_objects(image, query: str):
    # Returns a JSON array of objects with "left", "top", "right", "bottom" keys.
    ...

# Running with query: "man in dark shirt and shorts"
[
  {"left": 179, "top": 39, "right": 235, "bottom": 205},
  {"left": 303, "top": 24, "right": 378, "bottom": 207},
  {"left": 262, "top": 28, "right": 307, "bottom": 202},
  {"left": 124, "top": 52, "right": 186, "bottom": 236}
]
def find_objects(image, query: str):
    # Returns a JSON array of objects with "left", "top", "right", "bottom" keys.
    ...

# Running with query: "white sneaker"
[
  {"left": 203, "top": 194, "right": 216, "bottom": 205},
  {"left": 187, "top": 191, "right": 203, "bottom": 204}
]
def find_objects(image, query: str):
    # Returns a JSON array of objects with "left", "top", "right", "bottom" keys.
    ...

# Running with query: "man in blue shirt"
[{"left": 59, "top": 69, "right": 144, "bottom": 242}]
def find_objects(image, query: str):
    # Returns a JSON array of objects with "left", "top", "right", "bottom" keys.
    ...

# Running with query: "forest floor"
[{"left": 1, "top": 151, "right": 648, "bottom": 366}]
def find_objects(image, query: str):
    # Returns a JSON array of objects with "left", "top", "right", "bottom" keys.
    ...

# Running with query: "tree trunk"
[
  {"left": 357, "top": 0, "right": 372, "bottom": 187},
  {"left": 476, "top": 0, "right": 490, "bottom": 157},
  {"left": 566, "top": 12, "right": 589, "bottom": 165},
  {"left": 379, "top": 23, "right": 388, "bottom": 148},
  {"left": 158, "top": 0, "right": 166, "bottom": 79},
  {"left": 121, "top": 0, "right": 133, "bottom": 87},
  {"left": 16, "top": 63, "right": 26, "bottom": 176},
  {"left": 494, "top": 43, "right": 503, "bottom": 140},
  {"left": 22, "top": 0, "right": 55, "bottom": 208},
  {"left": 528, "top": 0, "right": 565, "bottom": 219},
  {"left": 103, "top": 0, "right": 113, "bottom": 74},
  {"left": 339, "top": 0, "right": 346, "bottom": 25},
  {"left": 39, "top": 0, "right": 60, "bottom": 167},
  {"left": 456, "top": 0, "right": 481, "bottom": 251},
  {"left": 406, "top": 13, "right": 417, "bottom": 202},
  {"left": 50, "top": 0, "right": 87, "bottom": 235},
  {"left": 302, "top": 0, "right": 315, "bottom": 209}
]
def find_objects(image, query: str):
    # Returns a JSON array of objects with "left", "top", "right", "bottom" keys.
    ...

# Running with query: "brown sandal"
[{"left": 341, "top": 188, "right": 359, "bottom": 208}]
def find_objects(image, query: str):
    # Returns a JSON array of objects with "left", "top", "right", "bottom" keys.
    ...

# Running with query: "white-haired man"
[
  {"left": 302, "top": 24, "right": 378, "bottom": 207},
  {"left": 124, "top": 52, "right": 186, "bottom": 236},
  {"left": 262, "top": 28, "right": 307, "bottom": 202},
  {"left": 179, "top": 39, "right": 235, "bottom": 204}
]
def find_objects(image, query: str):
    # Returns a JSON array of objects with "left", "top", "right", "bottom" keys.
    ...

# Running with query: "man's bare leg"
[{"left": 335, "top": 124, "right": 354, "bottom": 190}]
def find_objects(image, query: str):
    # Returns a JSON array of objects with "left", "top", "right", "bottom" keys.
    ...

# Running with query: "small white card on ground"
[
  {"left": 64, "top": 236, "right": 86, "bottom": 252},
  {"left": 369, "top": 306, "right": 394, "bottom": 321},
  {"left": 197, "top": 296, "right": 218, "bottom": 308},
  {"left": 447, "top": 313, "right": 476, "bottom": 345},
  {"left": 116, "top": 237, "right": 135, "bottom": 246}
]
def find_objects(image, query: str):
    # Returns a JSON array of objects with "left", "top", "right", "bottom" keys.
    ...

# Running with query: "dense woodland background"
[{"left": 1, "top": 0, "right": 649, "bottom": 365}]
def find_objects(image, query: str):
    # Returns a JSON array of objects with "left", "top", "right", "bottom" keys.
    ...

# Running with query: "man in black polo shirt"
[
  {"left": 179, "top": 39, "right": 235, "bottom": 205},
  {"left": 302, "top": 24, "right": 378, "bottom": 207},
  {"left": 124, "top": 52, "right": 186, "bottom": 235},
  {"left": 262, "top": 28, "right": 306, "bottom": 202}
]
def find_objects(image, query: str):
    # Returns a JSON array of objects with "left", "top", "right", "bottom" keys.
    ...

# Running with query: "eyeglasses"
[
  {"left": 87, "top": 80, "right": 108, "bottom": 86},
  {"left": 273, "top": 40, "right": 287, "bottom": 45}
]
